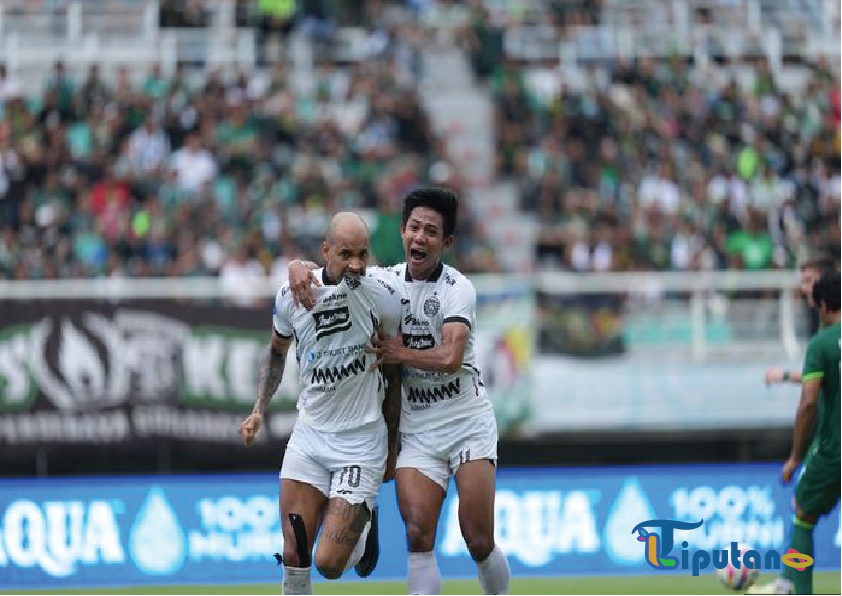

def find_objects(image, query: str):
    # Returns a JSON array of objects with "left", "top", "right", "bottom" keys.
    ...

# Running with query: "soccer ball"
[{"left": 715, "top": 544, "right": 760, "bottom": 591}]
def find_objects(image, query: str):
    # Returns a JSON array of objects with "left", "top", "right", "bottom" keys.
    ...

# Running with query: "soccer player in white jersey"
[
  {"left": 288, "top": 189, "right": 510, "bottom": 595},
  {"left": 240, "top": 212, "right": 409, "bottom": 595}
]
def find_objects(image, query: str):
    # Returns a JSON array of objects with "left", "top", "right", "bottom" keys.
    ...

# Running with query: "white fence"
[
  {"left": 0, "top": 0, "right": 255, "bottom": 93},
  {"left": 0, "top": 268, "right": 806, "bottom": 360}
]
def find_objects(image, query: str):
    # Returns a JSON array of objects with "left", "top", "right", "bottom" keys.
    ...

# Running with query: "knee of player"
[
  {"left": 282, "top": 544, "right": 304, "bottom": 567},
  {"left": 794, "top": 508, "right": 820, "bottom": 526},
  {"left": 315, "top": 559, "right": 344, "bottom": 580},
  {"left": 405, "top": 519, "right": 436, "bottom": 551},
  {"left": 463, "top": 529, "right": 495, "bottom": 562}
]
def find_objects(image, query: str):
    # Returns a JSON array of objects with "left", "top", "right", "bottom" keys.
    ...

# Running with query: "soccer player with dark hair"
[
  {"left": 289, "top": 188, "right": 510, "bottom": 595},
  {"left": 750, "top": 271, "right": 840, "bottom": 595}
]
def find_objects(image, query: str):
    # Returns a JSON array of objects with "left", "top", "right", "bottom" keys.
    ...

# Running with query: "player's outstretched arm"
[
  {"left": 287, "top": 259, "right": 320, "bottom": 309},
  {"left": 765, "top": 367, "right": 802, "bottom": 386},
  {"left": 782, "top": 378, "right": 821, "bottom": 483},
  {"left": 240, "top": 329, "right": 292, "bottom": 446}
]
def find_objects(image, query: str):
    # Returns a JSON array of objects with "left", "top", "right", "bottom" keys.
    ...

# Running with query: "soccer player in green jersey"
[{"left": 750, "top": 272, "right": 841, "bottom": 595}]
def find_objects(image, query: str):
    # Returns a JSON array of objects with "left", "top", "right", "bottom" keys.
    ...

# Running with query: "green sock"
[{"left": 781, "top": 517, "right": 815, "bottom": 595}]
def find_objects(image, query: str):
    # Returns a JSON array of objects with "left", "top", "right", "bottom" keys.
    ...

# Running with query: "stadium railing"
[
  {"left": 0, "top": 0, "right": 254, "bottom": 91},
  {"left": 0, "top": 268, "right": 804, "bottom": 361}
]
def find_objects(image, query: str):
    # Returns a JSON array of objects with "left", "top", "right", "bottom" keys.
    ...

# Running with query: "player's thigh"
[
  {"left": 396, "top": 466, "right": 447, "bottom": 551},
  {"left": 279, "top": 424, "right": 332, "bottom": 563},
  {"left": 280, "top": 479, "right": 328, "bottom": 565},
  {"left": 315, "top": 497, "right": 370, "bottom": 577},
  {"left": 795, "top": 452, "right": 841, "bottom": 520},
  {"left": 396, "top": 430, "right": 450, "bottom": 528},
  {"left": 451, "top": 410, "right": 498, "bottom": 556}
]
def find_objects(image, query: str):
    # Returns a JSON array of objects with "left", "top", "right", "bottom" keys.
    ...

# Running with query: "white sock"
[
  {"left": 345, "top": 518, "right": 371, "bottom": 571},
  {"left": 408, "top": 551, "right": 441, "bottom": 595},
  {"left": 476, "top": 545, "right": 510, "bottom": 595},
  {"left": 282, "top": 565, "right": 312, "bottom": 595}
]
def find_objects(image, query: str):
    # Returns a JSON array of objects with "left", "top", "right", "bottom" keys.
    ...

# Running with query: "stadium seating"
[{"left": 0, "top": 0, "right": 838, "bottom": 281}]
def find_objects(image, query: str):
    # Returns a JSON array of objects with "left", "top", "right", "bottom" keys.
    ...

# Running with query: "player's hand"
[
  {"left": 781, "top": 457, "right": 800, "bottom": 484},
  {"left": 765, "top": 367, "right": 785, "bottom": 385},
  {"left": 366, "top": 327, "right": 404, "bottom": 369},
  {"left": 288, "top": 261, "right": 320, "bottom": 310},
  {"left": 383, "top": 447, "right": 398, "bottom": 483},
  {"left": 239, "top": 412, "right": 263, "bottom": 446}
]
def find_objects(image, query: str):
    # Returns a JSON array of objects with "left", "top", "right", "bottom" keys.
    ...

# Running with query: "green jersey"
[{"left": 802, "top": 321, "right": 841, "bottom": 460}]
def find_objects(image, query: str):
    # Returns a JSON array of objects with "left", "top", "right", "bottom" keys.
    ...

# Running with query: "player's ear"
[
  {"left": 442, "top": 235, "right": 454, "bottom": 250},
  {"left": 321, "top": 241, "right": 329, "bottom": 262}
]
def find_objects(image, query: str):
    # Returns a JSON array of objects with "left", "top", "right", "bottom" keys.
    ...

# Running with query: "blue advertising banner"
[{"left": 0, "top": 464, "right": 839, "bottom": 589}]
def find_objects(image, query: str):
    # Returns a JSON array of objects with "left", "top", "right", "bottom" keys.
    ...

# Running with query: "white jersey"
[
  {"left": 383, "top": 262, "right": 493, "bottom": 433},
  {"left": 273, "top": 268, "right": 410, "bottom": 432}
]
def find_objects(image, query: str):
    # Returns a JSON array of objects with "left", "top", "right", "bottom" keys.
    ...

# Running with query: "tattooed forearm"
[
  {"left": 382, "top": 364, "right": 402, "bottom": 449},
  {"left": 253, "top": 343, "right": 288, "bottom": 416}
]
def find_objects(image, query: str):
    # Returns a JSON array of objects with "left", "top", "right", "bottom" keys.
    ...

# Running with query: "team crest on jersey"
[
  {"left": 313, "top": 306, "right": 352, "bottom": 340},
  {"left": 344, "top": 276, "right": 361, "bottom": 290},
  {"left": 423, "top": 296, "right": 440, "bottom": 317}
]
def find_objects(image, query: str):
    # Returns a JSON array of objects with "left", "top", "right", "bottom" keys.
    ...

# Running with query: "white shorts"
[
  {"left": 280, "top": 418, "right": 387, "bottom": 505},
  {"left": 396, "top": 408, "right": 498, "bottom": 491}
]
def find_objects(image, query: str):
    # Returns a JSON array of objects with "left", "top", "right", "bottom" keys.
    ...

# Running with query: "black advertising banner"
[{"left": 0, "top": 300, "right": 300, "bottom": 449}]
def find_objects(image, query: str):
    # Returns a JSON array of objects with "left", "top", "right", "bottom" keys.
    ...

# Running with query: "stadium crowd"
[
  {"left": 462, "top": 2, "right": 839, "bottom": 272},
  {"left": 0, "top": 0, "right": 839, "bottom": 282}
]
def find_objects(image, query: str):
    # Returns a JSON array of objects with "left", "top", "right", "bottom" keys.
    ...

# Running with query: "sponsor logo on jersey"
[
  {"left": 308, "top": 343, "right": 367, "bottom": 361},
  {"left": 344, "top": 276, "right": 361, "bottom": 290},
  {"left": 404, "top": 314, "right": 430, "bottom": 328},
  {"left": 403, "top": 333, "right": 435, "bottom": 350},
  {"left": 407, "top": 378, "right": 461, "bottom": 404},
  {"left": 312, "top": 307, "right": 351, "bottom": 340},
  {"left": 321, "top": 293, "right": 347, "bottom": 303},
  {"left": 310, "top": 357, "right": 366, "bottom": 385},
  {"left": 375, "top": 278, "right": 396, "bottom": 295},
  {"left": 423, "top": 296, "right": 440, "bottom": 317}
]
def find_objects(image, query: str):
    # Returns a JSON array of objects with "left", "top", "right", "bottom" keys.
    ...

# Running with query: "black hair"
[
  {"left": 402, "top": 187, "right": 458, "bottom": 238},
  {"left": 800, "top": 257, "right": 836, "bottom": 275},
  {"left": 812, "top": 271, "right": 841, "bottom": 312}
]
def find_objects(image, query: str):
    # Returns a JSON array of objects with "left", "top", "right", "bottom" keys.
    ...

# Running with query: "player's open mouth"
[{"left": 410, "top": 248, "right": 426, "bottom": 263}]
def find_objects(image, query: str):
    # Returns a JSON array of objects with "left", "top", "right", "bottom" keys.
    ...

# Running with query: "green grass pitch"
[{"left": 4, "top": 572, "right": 839, "bottom": 595}]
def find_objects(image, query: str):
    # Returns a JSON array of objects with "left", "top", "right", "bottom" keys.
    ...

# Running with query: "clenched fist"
[{"left": 239, "top": 412, "right": 263, "bottom": 446}]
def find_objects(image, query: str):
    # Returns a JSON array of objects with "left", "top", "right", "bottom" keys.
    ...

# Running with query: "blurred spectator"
[
  {"left": 160, "top": 0, "right": 210, "bottom": 28},
  {"left": 170, "top": 133, "right": 217, "bottom": 195}
]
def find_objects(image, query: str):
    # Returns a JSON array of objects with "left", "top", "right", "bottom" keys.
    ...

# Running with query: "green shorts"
[{"left": 795, "top": 446, "right": 841, "bottom": 516}]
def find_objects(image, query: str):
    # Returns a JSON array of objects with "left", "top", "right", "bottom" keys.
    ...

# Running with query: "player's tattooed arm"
[
  {"left": 240, "top": 329, "right": 293, "bottom": 447},
  {"left": 254, "top": 330, "right": 293, "bottom": 416}
]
